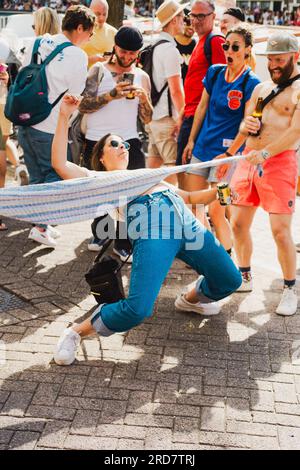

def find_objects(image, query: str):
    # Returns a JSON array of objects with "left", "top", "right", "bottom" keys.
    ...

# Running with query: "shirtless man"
[{"left": 230, "top": 32, "right": 300, "bottom": 316}]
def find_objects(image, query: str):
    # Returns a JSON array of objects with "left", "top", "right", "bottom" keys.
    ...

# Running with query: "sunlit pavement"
[{"left": 0, "top": 164, "right": 299, "bottom": 450}]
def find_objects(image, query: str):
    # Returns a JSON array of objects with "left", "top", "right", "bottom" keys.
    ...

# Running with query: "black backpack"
[
  {"left": 204, "top": 32, "right": 224, "bottom": 66},
  {"left": 139, "top": 39, "right": 172, "bottom": 114}
]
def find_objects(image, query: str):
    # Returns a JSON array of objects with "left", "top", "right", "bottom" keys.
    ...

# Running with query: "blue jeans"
[
  {"left": 18, "top": 126, "right": 63, "bottom": 185},
  {"left": 91, "top": 190, "right": 241, "bottom": 336},
  {"left": 18, "top": 126, "right": 71, "bottom": 229}
]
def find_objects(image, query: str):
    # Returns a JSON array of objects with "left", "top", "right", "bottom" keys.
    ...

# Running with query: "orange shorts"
[{"left": 231, "top": 148, "right": 298, "bottom": 214}]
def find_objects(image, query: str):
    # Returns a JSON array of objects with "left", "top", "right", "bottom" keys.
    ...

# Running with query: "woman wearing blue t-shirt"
[{"left": 182, "top": 26, "right": 260, "bottom": 253}]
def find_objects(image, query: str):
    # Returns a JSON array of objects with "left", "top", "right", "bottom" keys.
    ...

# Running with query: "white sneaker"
[
  {"left": 54, "top": 328, "right": 81, "bottom": 366},
  {"left": 236, "top": 271, "right": 253, "bottom": 292},
  {"left": 15, "top": 164, "right": 29, "bottom": 186},
  {"left": 175, "top": 294, "right": 221, "bottom": 316},
  {"left": 276, "top": 287, "right": 298, "bottom": 316},
  {"left": 48, "top": 226, "right": 61, "bottom": 239},
  {"left": 28, "top": 227, "right": 56, "bottom": 248}
]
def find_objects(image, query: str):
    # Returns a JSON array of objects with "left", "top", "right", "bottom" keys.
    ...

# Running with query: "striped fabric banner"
[{"left": 0, "top": 156, "right": 244, "bottom": 226}]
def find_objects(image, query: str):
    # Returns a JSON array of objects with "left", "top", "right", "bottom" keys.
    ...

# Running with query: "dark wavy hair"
[
  {"left": 91, "top": 133, "right": 111, "bottom": 171},
  {"left": 226, "top": 24, "right": 253, "bottom": 48}
]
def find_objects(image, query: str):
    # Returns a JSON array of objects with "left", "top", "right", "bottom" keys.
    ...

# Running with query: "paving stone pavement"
[{"left": 0, "top": 167, "right": 300, "bottom": 450}]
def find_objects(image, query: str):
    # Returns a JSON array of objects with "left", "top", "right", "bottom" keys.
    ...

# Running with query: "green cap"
[{"left": 263, "top": 32, "right": 299, "bottom": 55}]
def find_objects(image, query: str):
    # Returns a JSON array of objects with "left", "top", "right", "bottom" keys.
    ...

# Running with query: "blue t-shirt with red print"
[{"left": 192, "top": 64, "right": 261, "bottom": 162}]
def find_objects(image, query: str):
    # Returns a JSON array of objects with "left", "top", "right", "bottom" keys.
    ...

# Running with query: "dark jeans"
[
  {"left": 176, "top": 115, "right": 194, "bottom": 166},
  {"left": 85, "top": 137, "right": 145, "bottom": 250}
]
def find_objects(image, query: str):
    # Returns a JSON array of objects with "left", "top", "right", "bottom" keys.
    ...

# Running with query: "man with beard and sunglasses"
[
  {"left": 175, "top": 9, "right": 197, "bottom": 84},
  {"left": 230, "top": 32, "right": 300, "bottom": 316},
  {"left": 79, "top": 25, "right": 152, "bottom": 260}
]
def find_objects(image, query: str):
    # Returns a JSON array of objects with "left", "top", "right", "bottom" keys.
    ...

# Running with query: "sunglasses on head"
[
  {"left": 222, "top": 43, "right": 240, "bottom": 52},
  {"left": 109, "top": 140, "right": 130, "bottom": 150}
]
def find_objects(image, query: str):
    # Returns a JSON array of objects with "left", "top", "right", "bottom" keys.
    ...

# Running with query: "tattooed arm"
[
  {"left": 79, "top": 64, "right": 133, "bottom": 114},
  {"left": 136, "top": 73, "right": 153, "bottom": 124}
]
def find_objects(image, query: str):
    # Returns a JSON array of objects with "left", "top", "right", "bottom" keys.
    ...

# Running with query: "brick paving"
[{"left": 0, "top": 165, "right": 300, "bottom": 450}]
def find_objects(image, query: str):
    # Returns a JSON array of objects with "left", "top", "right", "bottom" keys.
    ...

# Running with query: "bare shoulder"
[{"left": 256, "top": 80, "right": 274, "bottom": 96}]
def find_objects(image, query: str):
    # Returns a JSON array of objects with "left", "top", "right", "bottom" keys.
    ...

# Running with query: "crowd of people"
[
  {"left": 2, "top": 0, "right": 300, "bottom": 27},
  {"left": 0, "top": 0, "right": 299, "bottom": 366}
]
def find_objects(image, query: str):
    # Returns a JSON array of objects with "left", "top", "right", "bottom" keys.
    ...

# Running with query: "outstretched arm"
[
  {"left": 176, "top": 187, "right": 218, "bottom": 205},
  {"left": 52, "top": 95, "right": 89, "bottom": 180}
]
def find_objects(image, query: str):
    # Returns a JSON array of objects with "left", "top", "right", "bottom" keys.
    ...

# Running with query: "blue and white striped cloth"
[{"left": 0, "top": 156, "right": 244, "bottom": 226}]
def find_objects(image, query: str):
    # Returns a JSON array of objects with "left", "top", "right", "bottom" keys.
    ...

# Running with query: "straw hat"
[{"left": 156, "top": 1, "right": 190, "bottom": 28}]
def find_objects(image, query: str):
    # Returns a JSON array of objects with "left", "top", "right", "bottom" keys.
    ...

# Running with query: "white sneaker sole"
[{"left": 175, "top": 298, "right": 220, "bottom": 316}]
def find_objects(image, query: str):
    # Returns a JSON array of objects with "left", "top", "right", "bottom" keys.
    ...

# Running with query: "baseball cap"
[
  {"left": 263, "top": 32, "right": 299, "bottom": 55},
  {"left": 223, "top": 7, "right": 245, "bottom": 22},
  {"left": 114, "top": 26, "right": 143, "bottom": 52}
]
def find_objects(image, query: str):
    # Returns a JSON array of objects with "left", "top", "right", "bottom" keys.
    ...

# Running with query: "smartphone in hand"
[{"left": 122, "top": 72, "right": 135, "bottom": 99}]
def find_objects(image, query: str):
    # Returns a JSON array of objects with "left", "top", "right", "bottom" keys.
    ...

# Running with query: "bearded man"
[{"left": 230, "top": 32, "right": 300, "bottom": 316}]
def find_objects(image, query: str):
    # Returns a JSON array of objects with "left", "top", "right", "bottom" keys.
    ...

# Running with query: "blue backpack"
[{"left": 5, "top": 38, "right": 73, "bottom": 126}]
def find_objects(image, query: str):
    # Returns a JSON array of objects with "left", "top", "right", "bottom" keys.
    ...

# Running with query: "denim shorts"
[
  {"left": 185, "top": 156, "right": 219, "bottom": 182},
  {"left": 186, "top": 156, "right": 238, "bottom": 184}
]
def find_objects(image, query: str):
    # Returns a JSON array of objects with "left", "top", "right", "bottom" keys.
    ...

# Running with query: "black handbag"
[{"left": 85, "top": 240, "right": 130, "bottom": 304}]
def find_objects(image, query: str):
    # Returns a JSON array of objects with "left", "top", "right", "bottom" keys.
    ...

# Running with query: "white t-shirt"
[
  {"left": 22, "top": 33, "right": 88, "bottom": 134},
  {"left": 151, "top": 32, "right": 183, "bottom": 121},
  {"left": 85, "top": 65, "right": 144, "bottom": 142}
]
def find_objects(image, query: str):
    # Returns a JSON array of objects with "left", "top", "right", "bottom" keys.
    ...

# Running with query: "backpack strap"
[
  {"left": 210, "top": 64, "right": 226, "bottom": 88},
  {"left": 31, "top": 37, "right": 42, "bottom": 64},
  {"left": 150, "top": 39, "right": 174, "bottom": 116},
  {"left": 261, "top": 73, "right": 300, "bottom": 111},
  {"left": 39, "top": 42, "right": 74, "bottom": 109},
  {"left": 204, "top": 32, "right": 224, "bottom": 66},
  {"left": 93, "top": 238, "right": 130, "bottom": 271},
  {"left": 42, "top": 41, "right": 74, "bottom": 66},
  {"left": 240, "top": 67, "right": 251, "bottom": 105}
]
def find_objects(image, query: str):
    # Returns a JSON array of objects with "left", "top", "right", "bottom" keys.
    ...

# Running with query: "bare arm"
[
  {"left": 176, "top": 187, "right": 218, "bottom": 205},
  {"left": 137, "top": 73, "right": 153, "bottom": 124},
  {"left": 167, "top": 74, "right": 185, "bottom": 115},
  {"left": 52, "top": 96, "right": 89, "bottom": 180},
  {"left": 79, "top": 64, "right": 131, "bottom": 114},
  {"left": 182, "top": 90, "right": 210, "bottom": 163}
]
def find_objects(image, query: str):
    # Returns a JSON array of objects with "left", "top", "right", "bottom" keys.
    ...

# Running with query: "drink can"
[{"left": 217, "top": 182, "right": 231, "bottom": 205}]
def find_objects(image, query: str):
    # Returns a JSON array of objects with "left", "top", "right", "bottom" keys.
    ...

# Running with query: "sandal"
[{"left": 0, "top": 219, "right": 8, "bottom": 231}]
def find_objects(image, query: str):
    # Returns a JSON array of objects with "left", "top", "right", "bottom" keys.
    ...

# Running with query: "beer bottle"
[{"left": 249, "top": 97, "right": 263, "bottom": 136}]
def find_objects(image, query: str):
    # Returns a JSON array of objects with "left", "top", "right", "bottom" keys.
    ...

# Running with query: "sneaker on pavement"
[
  {"left": 87, "top": 237, "right": 106, "bottom": 252},
  {"left": 276, "top": 287, "right": 298, "bottom": 316},
  {"left": 236, "top": 271, "right": 253, "bottom": 292},
  {"left": 28, "top": 227, "right": 56, "bottom": 248},
  {"left": 175, "top": 294, "right": 221, "bottom": 316},
  {"left": 113, "top": 247, "right": 133, "bottom": 263},
  {"left": 54, "top": 328, "right": 81, "bottom": 366},
  {"left": 15, "top": 164, "right": 29, "bottom": 186},
  {"left": 48, "top": 226, "right": 61, "bottom": 239}
]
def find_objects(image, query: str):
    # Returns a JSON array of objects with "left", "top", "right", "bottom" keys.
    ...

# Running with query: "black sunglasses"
[
  {"left": 110, "top": 140, "right": 130, "bottom": 150},
  {"left": 189, "top": 12, "right": 213, "bottom": 21},
  {"left": 222, "top": 43, "right": 240, "bottom": 52}
]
